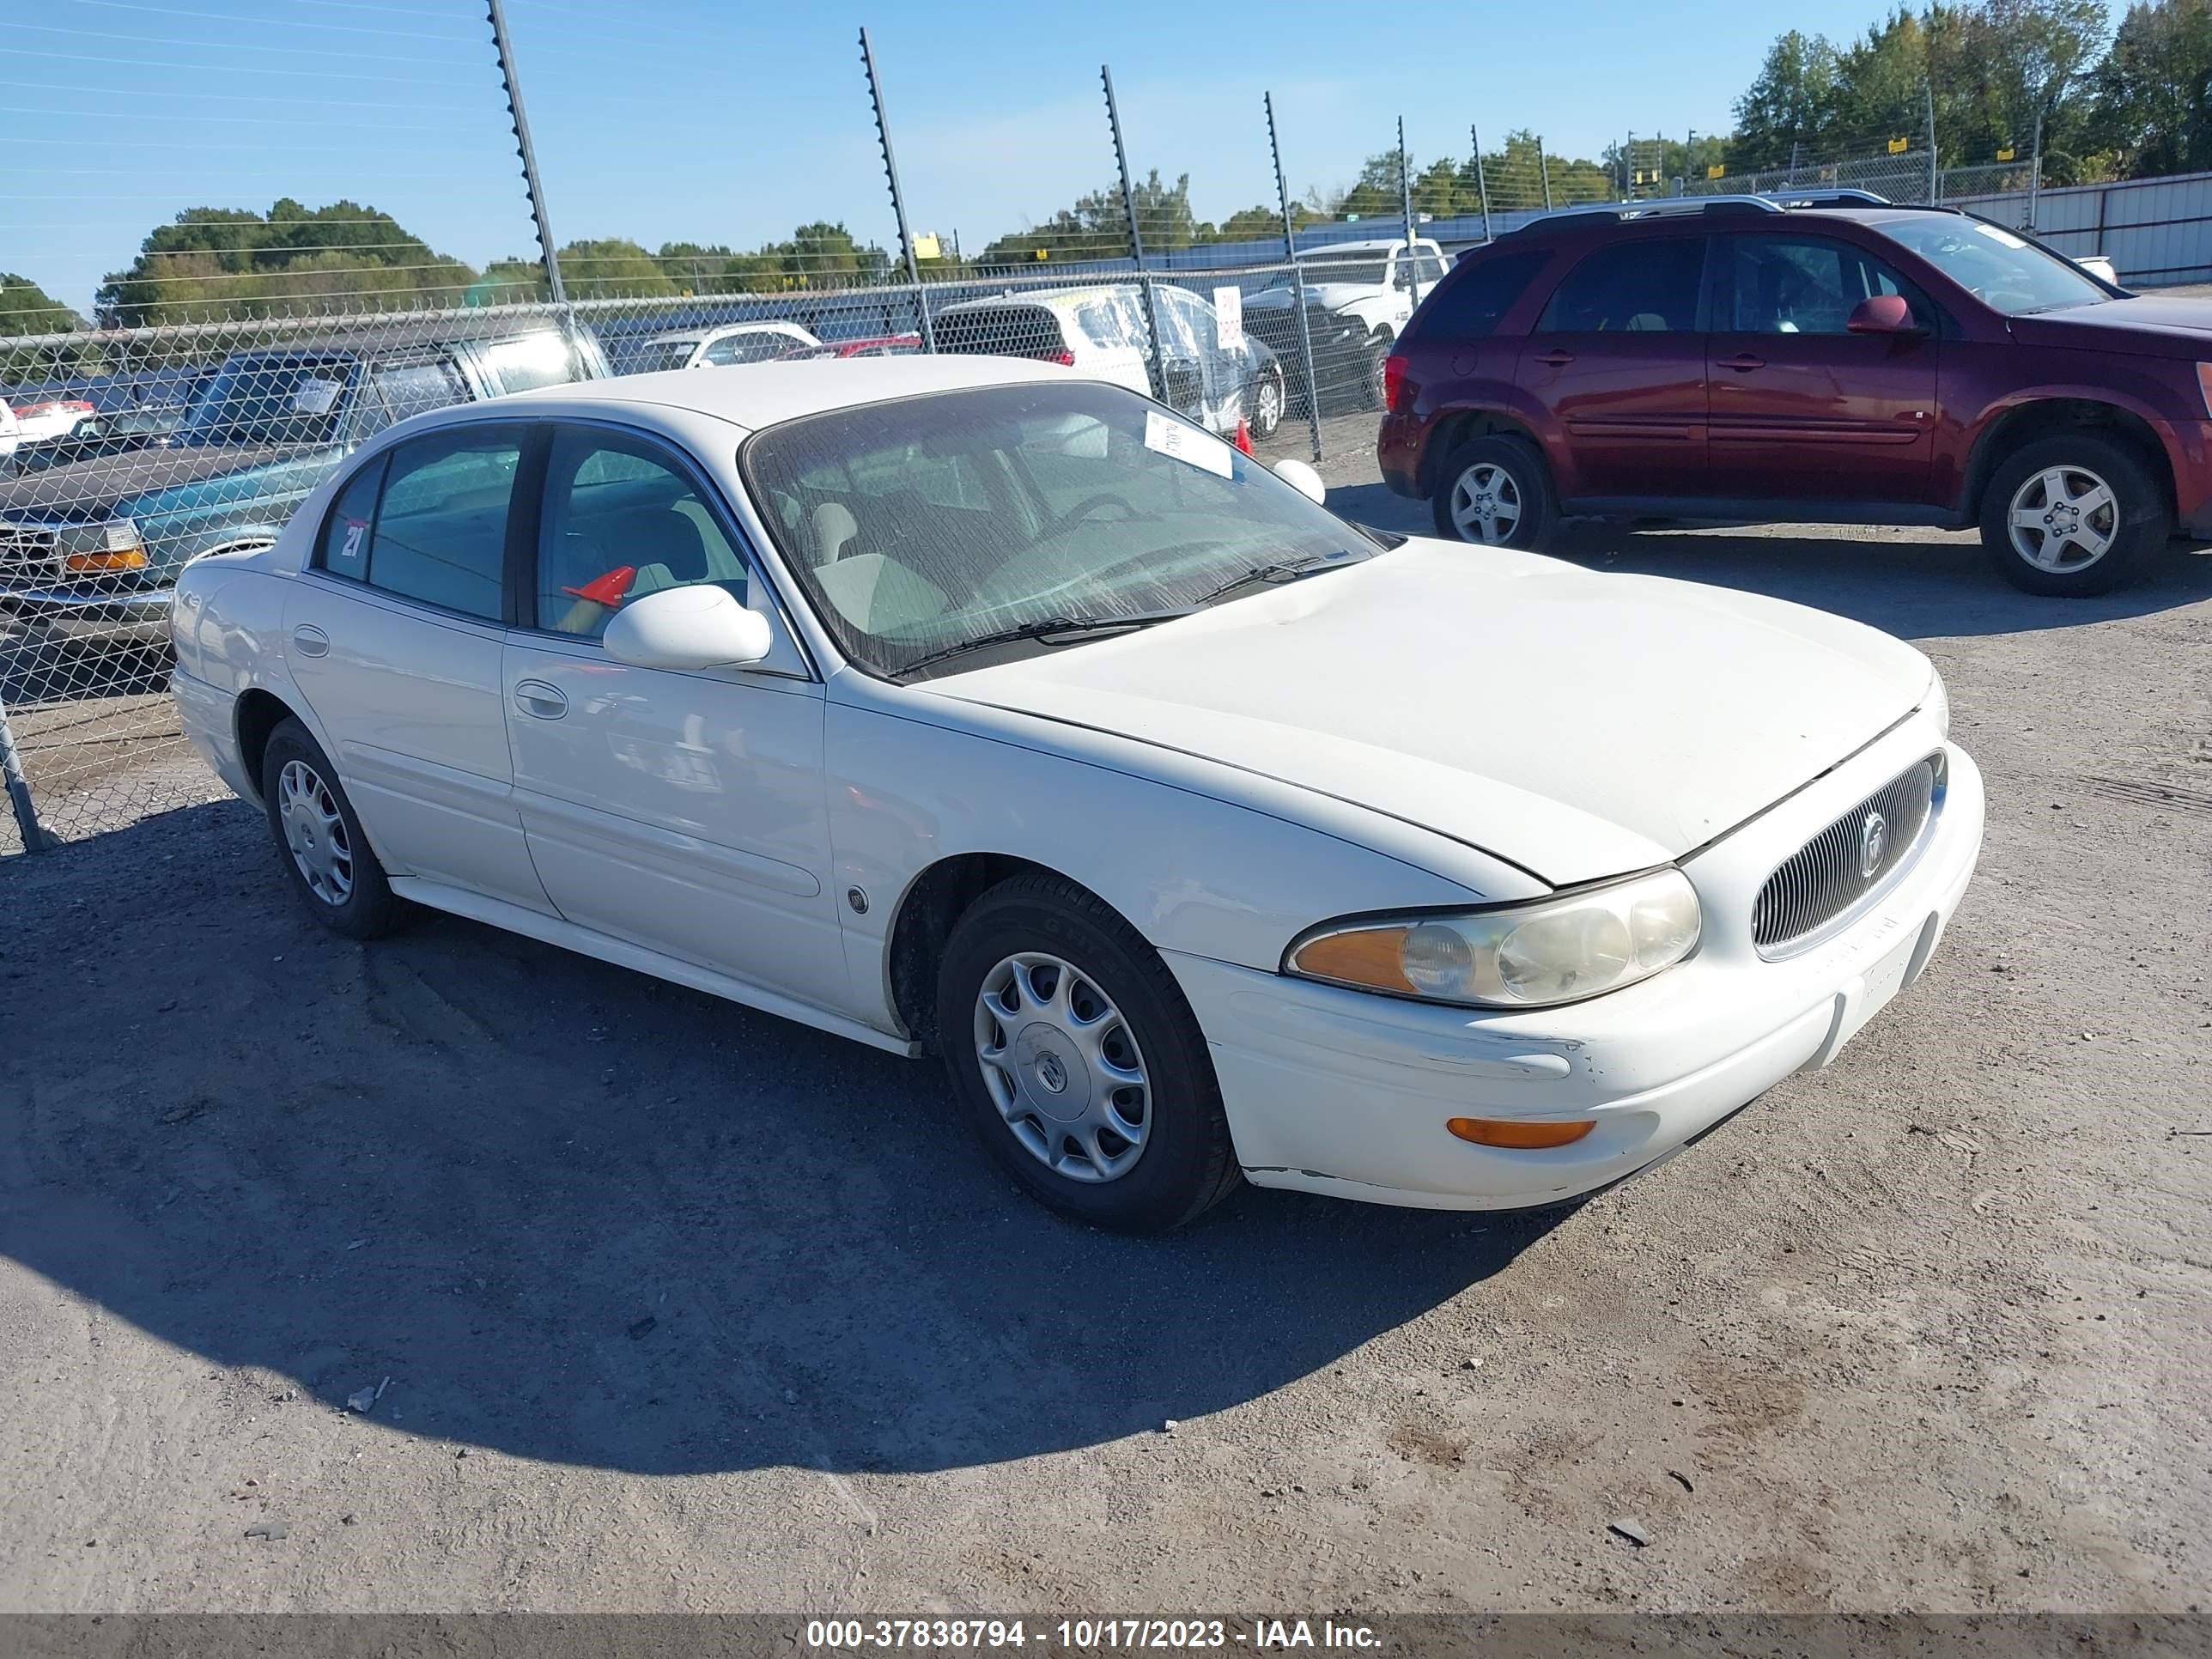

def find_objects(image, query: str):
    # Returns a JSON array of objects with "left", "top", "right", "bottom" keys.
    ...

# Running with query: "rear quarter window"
[
  {"left": 939, "top": 306, "right": 1068, "bottom": 361},
  {"left": 1407, "top": 249, "right": 1553, "bottom": 343}
]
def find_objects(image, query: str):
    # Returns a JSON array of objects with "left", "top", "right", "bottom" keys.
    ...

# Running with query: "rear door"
[
  {"left": 1705, "top": 230, "right": 1941, "bottom": 504},
  {"left": 1516, "top": 234, "right": 1711, "bottom": 501},
  {"left": 283, "top": 422, "right": 553, "bottom": 913}
]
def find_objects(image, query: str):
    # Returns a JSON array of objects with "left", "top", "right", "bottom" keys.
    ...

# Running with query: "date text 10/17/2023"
[{"left": 803, "top": 1620, "right": 1383, "bottom": 1650}]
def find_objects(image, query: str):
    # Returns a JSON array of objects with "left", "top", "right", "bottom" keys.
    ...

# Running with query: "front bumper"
[
  {"left": 0, "top": 583, "right": 173, "bottom": 646},
  {"left": 1167, "top": 720, "right": 1984, "bottom": 1212}
]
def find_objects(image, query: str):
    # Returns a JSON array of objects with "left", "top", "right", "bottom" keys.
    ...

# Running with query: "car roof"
[
  {"left": 497, "top": 353, "right": 1072, "bottom": 432},
  {"left": 643, "top": 320, "right": 809, "bottom": 345},
  {"left": 1298, "top": 237, "right": 1430, "bottom": 255},
  {"left": 938, "top": 285, "right": 1126, "bottom": 315}
]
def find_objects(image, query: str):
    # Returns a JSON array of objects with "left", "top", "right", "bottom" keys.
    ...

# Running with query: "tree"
[
  {"left": 979, "top": 171, "right": 1206, "bottom": 266},
  {"left": 1734, "top": 30, "right": 1844, "bottom": 167},
  {"left": 2, "top": 272, "right": 79, "bottom": 338},
  {"left": 2089, "top": 0, "right": 2212, "bottom": 175}
]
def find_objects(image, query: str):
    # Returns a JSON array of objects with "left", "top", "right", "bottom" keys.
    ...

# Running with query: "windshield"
[
  {"left": 1292, "top": 256, "right": 1389, "bottom": 287},
  {"left": 1879, "top": 217, "right": 2112, "bottom": 313},
  {"left": 175, "top": 355, "right": 358, "bottom": 446},
  {"left": 742, "top": 381, "right": 1376, "bottom": 679}
]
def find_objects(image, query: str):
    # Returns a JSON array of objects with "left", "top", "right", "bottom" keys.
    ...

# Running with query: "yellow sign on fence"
[
  {"left": 1887, "top": 136, "right": 1910, "bottom": 155},
  {"left": 1706, "top": 163, "right": 1725, "bottom": 179},
  {"left": 1996, "top": 146, "right": 2016, "bottom": 161},
  {"left": 912, "top": 232, "right": 942, "bottom": 261}
]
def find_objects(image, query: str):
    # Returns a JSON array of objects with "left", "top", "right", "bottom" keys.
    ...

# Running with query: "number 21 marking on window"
[{"left": 339, "top": 521, "right": 366, "bottom": 564}]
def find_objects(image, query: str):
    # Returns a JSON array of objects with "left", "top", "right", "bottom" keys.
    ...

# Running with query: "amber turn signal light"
[
  {"left": 63, "top": 548, "right": 148, "bottom": 573},
  {"left": 1446, "top": 1116, "right": 1596, "bottom": 1150}
]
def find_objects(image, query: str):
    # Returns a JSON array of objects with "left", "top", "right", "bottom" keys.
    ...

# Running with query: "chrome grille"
[
  {"left": 0, "top": 522, "right": 63, "bottom": 584},
  {"left": 1752, "top": 756, "right": 1942, "bottom": 955}
]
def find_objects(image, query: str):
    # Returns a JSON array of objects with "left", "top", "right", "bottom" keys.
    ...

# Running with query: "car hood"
[
  {"left": 924, "top": 541, "right": 1934, "bottom": 887},
  {"left": 0, "top": 441, "right": 304, "bottom": 522},
  {"left": 1245, "top": 282, "right": 1376, "bottom": 314},
  {"left": 2009, "top": 295, "right": 2212, "bottom": 356}
]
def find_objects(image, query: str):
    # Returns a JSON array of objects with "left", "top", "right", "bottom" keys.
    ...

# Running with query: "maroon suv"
[{"left": 1377, "top": 193, "right": 2212, "bottom": 595}]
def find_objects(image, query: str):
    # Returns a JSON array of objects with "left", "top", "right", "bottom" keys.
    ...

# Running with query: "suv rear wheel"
[
  {"left": 1431, "top": 434, "right": 1555, "bottom": 550},
  {"left": 1980, "top": 434, "right": 2167, "bottom": 597}
]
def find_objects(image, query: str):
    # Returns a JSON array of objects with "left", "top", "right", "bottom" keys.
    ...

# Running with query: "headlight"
[
  {"left": 60, "top": 517, "right": 147, "bottom": 574},
  {"left": 1284, "top": 868, "right": 1702, "bottom": 1009},
  {"left": 1923, "top": 672, "right": 1950, "bottom": 738}
]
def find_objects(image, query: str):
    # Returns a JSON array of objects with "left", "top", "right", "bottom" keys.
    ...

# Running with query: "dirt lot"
[{"left": 2, "top": 459, "right": 2209, "bottom": 1614}]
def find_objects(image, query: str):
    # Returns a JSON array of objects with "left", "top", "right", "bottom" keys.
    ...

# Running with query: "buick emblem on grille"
[{"left": 1858, "top": 810, "right": 1888, "bottom": 879}]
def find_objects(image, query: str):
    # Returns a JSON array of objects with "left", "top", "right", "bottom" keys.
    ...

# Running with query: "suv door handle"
[
  {"left": 1719, "top": 353, "right": 1766, "bottom": 372},
  {"left": 513, "top": 680, "right": 568, "bottom": 720},
  {"left": 289, "top": 624, "right": 329, "bottom": 659},
  {"left": 1533, "top": 349, "right": 1576, "bottom": 368}
]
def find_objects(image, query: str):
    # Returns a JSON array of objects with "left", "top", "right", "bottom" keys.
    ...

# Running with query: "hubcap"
[
  {"left": 277, "top": 758, "right": 354, "bottom": 906},
  {"left": 2008, "top": 464, "right": 2118, "bottom": 571},
  {"left": 1257, "top": 378, "right": 1282, "bottom": 429},
  {"left": 974, "top": 952, "right": 1150, "bottom": 1183},
  {"left": 1449, "top": 462, "right": 1524, "bottom": 544}
]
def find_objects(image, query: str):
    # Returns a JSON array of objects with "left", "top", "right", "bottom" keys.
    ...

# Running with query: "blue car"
[{"left": 0, "top": 324, "right": 606, "bottom": 647}]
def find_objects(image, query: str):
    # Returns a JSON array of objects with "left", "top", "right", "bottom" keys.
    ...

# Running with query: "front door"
[
  {"left": 1706, "top": 231, "right": 1941, "bottom": 504},
  {"left": 283, "top": 422, "right": 553, "bottom": 914},
  {"left": 1516, "top": 234, "right": 1711, "bottom": 501},
  {"left": 500, "top": 423, "right": 850, "bottom": 1012}
]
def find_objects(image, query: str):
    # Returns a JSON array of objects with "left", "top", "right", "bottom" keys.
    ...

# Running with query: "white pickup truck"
[{"left": 1240, "top": 235, "right": 1449, "bottom": 411}]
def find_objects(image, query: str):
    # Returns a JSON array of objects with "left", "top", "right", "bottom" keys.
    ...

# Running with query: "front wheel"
[
  {"left": 1431, "top": 434, "right": 1557, "bottom": 550},
  {"left": 936, "top": 874, "right": 1239, "bottom": 1232},
  {"left": 1979, "top": 434, "right": 2167, "bottom": 596},
  {"left": 1249, "top": 366, "right": 1285, "bottom": 441}
]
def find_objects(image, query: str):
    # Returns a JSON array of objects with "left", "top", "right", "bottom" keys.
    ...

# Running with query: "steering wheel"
[{"left": 1059, "top": 492, "right": 1138, "bottom": 526}]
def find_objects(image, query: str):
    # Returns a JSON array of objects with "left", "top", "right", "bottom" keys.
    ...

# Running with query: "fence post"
[
  {"left": 860, "top": 27, "right": 936, "bottom": 352},
  {"left": 1925, "top": 80, "right": 1940, "bottom": 203},
  {"left": 1103, "top": 64, "right": 1167, "bottom": 403},
  {"left": 1469, "top": 122, "right": 1493, "bottom": 242},
  {"left": 2028, "top": 105, "right": 2045, "bottom": 231},
  {"left": 0, "top": 687, "right": 54, "bottom": 854},
  {"left": 485, "top": 0, "right": 566, "bottom": 311},
  {"left": 1398, "top": 115, "right": 1418, "bottom": 251},
  {"left": 1538, "top": 135, "right": 1553, "bottom": 210},
  {"left": 1267, "top": 93, "right": 1324, "bottom": 464}
]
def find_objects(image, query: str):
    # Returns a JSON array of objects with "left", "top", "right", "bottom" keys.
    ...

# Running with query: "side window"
[
  {"left": 362, "top": 359, "right": 467, "bottom": 433},
  {"left": 362, "top": 428, "right": 522, "bottom": 621},
  {"left": 699, "top": 336, "right": 742, "bottom": 367},
  {"left": 1412, "top": 249, "right": 1551, "bottom": 341},
  {"left": 314, "top": 454, "right": 386, "bottom": 581},
  {"left": 1535, "top": 238, "right": 1706, "bottom": 333},
  {"left": 1723, "top": 234, "right": 1937, "bottom": 335},
  {"left": 536, "top": 428, "right": 750, "bottom": 639},
  {"left": 1412, "top": 253, "right": 1446, "bottom": 286}
]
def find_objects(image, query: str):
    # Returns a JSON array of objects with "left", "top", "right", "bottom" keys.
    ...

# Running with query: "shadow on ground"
[
  {"left": 1327, "top": 479, "right": 2212, "bottom": 641},
  {"left": 0, "top": 801, "right": 1562, "bottom": 1477}
]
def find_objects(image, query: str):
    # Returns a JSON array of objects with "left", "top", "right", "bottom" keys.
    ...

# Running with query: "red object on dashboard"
[{"left": 562, "top": 566, "right": 636, "bottom": 606}]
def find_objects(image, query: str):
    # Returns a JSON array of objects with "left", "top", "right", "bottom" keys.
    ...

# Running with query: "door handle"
[
  {"left": 513, "top": 680, "right": 568, "bottom": 720},
  {"left": 1719, "top": 353, "right": 1766, "bottom": 372},
  {"left": 289, "top": 623, "right": 329, "bottom": 659},
  {"left": 1533, "top": 349, "right": 1576, "bottom": 368}
]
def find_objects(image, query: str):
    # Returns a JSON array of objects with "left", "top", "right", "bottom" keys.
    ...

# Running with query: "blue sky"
[{"left": 3, "top": 0, "right": 2120, "bottom": 314}]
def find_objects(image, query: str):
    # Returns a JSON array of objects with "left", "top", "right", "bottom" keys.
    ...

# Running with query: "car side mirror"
[
  {"left": 1273, "top": 458, "right": 1327, "bottom": 505},
  {"left": 1847, "top": 294, "right": 1922, "bottom": 335},
  {"left": 602, "top": 584, "right": 772, "bottom": 672}
]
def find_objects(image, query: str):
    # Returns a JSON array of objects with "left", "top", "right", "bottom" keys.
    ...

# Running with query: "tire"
[
  {"left": 1978, "top": 433, "right": 2167, "bottom": 597},
  {"left": 259, "top": 717, "right": 401, "bottom": 939},
  {"left": 1356, "top": 333, "right": 1392, "bottom": 412},
  {"left": 935, "top": 873, "right": 1239, "bottom": 1233},
  {"left": 1430, "top": 434, "right": 1557, "bottom": 550},
  {"left": 1249, "top": 366, "right": 1285, "bottom": 441}
]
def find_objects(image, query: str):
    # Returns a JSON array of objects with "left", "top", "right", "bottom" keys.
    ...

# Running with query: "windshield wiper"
[
  {"left": 896, "top": 612, "right": 1179, "bottom": 678},
  {"left": 1186, "top": 551, "right": 1359, "bottom": 607}
]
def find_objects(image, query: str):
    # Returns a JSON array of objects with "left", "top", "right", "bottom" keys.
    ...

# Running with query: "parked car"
[
  {"left": 170, "top": 356, "right": 1981, "bottom": 1232},
  {"left": 779, "top": 334, "right": 925, "bottom": 360},
  {"left": 937, "top": 283, "right": 1285, "bottom": 440},
  {"left": 2074, "top": 252, "right": 2119, "bottom": 284},
  {"left": 631, "top": 321, "right": 820, "bottom": 373},
  {"left": 6, "top": 396, "right": 97, "bottom": 445},
  {"left": 0, "top": 399, "right": 19, "bottom": 471},
  {"left": 1379, "top": 191, "right": 2202, "bottom": 596},
  {"left": 1244, "top": 236, "right": 1448, "bottom": 411},
  {"left": 0, "top": 325, "right": 604, "bottom": 645}
]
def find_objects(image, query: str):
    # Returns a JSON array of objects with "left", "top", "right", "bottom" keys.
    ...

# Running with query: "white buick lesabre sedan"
[{"left": 170, "top": 356, "right": 1984, "bottom": 1232}]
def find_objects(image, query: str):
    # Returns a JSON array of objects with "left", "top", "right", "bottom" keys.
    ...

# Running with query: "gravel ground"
[{"left": 2, "top": 441, "right": 2209, "bottom": 1614}]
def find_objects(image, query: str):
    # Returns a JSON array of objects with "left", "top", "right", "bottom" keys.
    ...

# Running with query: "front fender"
[{"left": 823, "top": 686, "right": 1547, "bottom": 1036}]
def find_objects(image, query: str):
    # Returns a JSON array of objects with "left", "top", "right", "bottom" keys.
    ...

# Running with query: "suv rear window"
[
  {"left": 1410, "top": 249, "right": 1551, "bottom": 341},
  {"left": 938, "top": 305, "right": 1068, "bottom": 362},
  {"left": 1535, "top": 237, "right": 1705, "bottom": 333}
]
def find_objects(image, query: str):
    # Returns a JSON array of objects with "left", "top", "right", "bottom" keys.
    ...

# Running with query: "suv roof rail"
[{"left": 1508, "top": 187, "right": 1901, "bottom": 234}]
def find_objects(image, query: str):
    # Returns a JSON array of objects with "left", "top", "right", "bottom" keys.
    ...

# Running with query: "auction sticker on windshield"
[{"left": 1144, "top": 410, "right": 1234, "bottom": 478}]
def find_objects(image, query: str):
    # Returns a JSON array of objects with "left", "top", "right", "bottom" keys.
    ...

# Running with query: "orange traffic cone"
[{"left": 1234, "top": 416, "right": 1253, "bottom": 455}]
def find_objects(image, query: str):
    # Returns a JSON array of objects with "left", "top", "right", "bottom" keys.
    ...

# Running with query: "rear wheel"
[
  {"left": 260, "top": 717, "right": 400, "bottom": 939},
  {"left": 1356, "top": 332, "right": 1392, "bottom": 412},
  {"left": 1979, "top": 433, "right": 2166, "bottom": 596},
  {"left": 1431, "top": 434, "right": 1556, "bottom": 550},
  {"left": 1249, "top": 366, "right": 1285, "bottom": 440},
  {"left": 936, "top": 874, "right": 1238, "bottom": 1232}
]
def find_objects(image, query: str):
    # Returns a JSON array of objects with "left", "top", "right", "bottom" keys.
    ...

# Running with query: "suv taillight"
[
  {"left": 1052, "top": 348, "right": 1075, "bottom": 367},
  {"left": 1382, "top": 353, "right": 1409, "bottom": 413}
]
